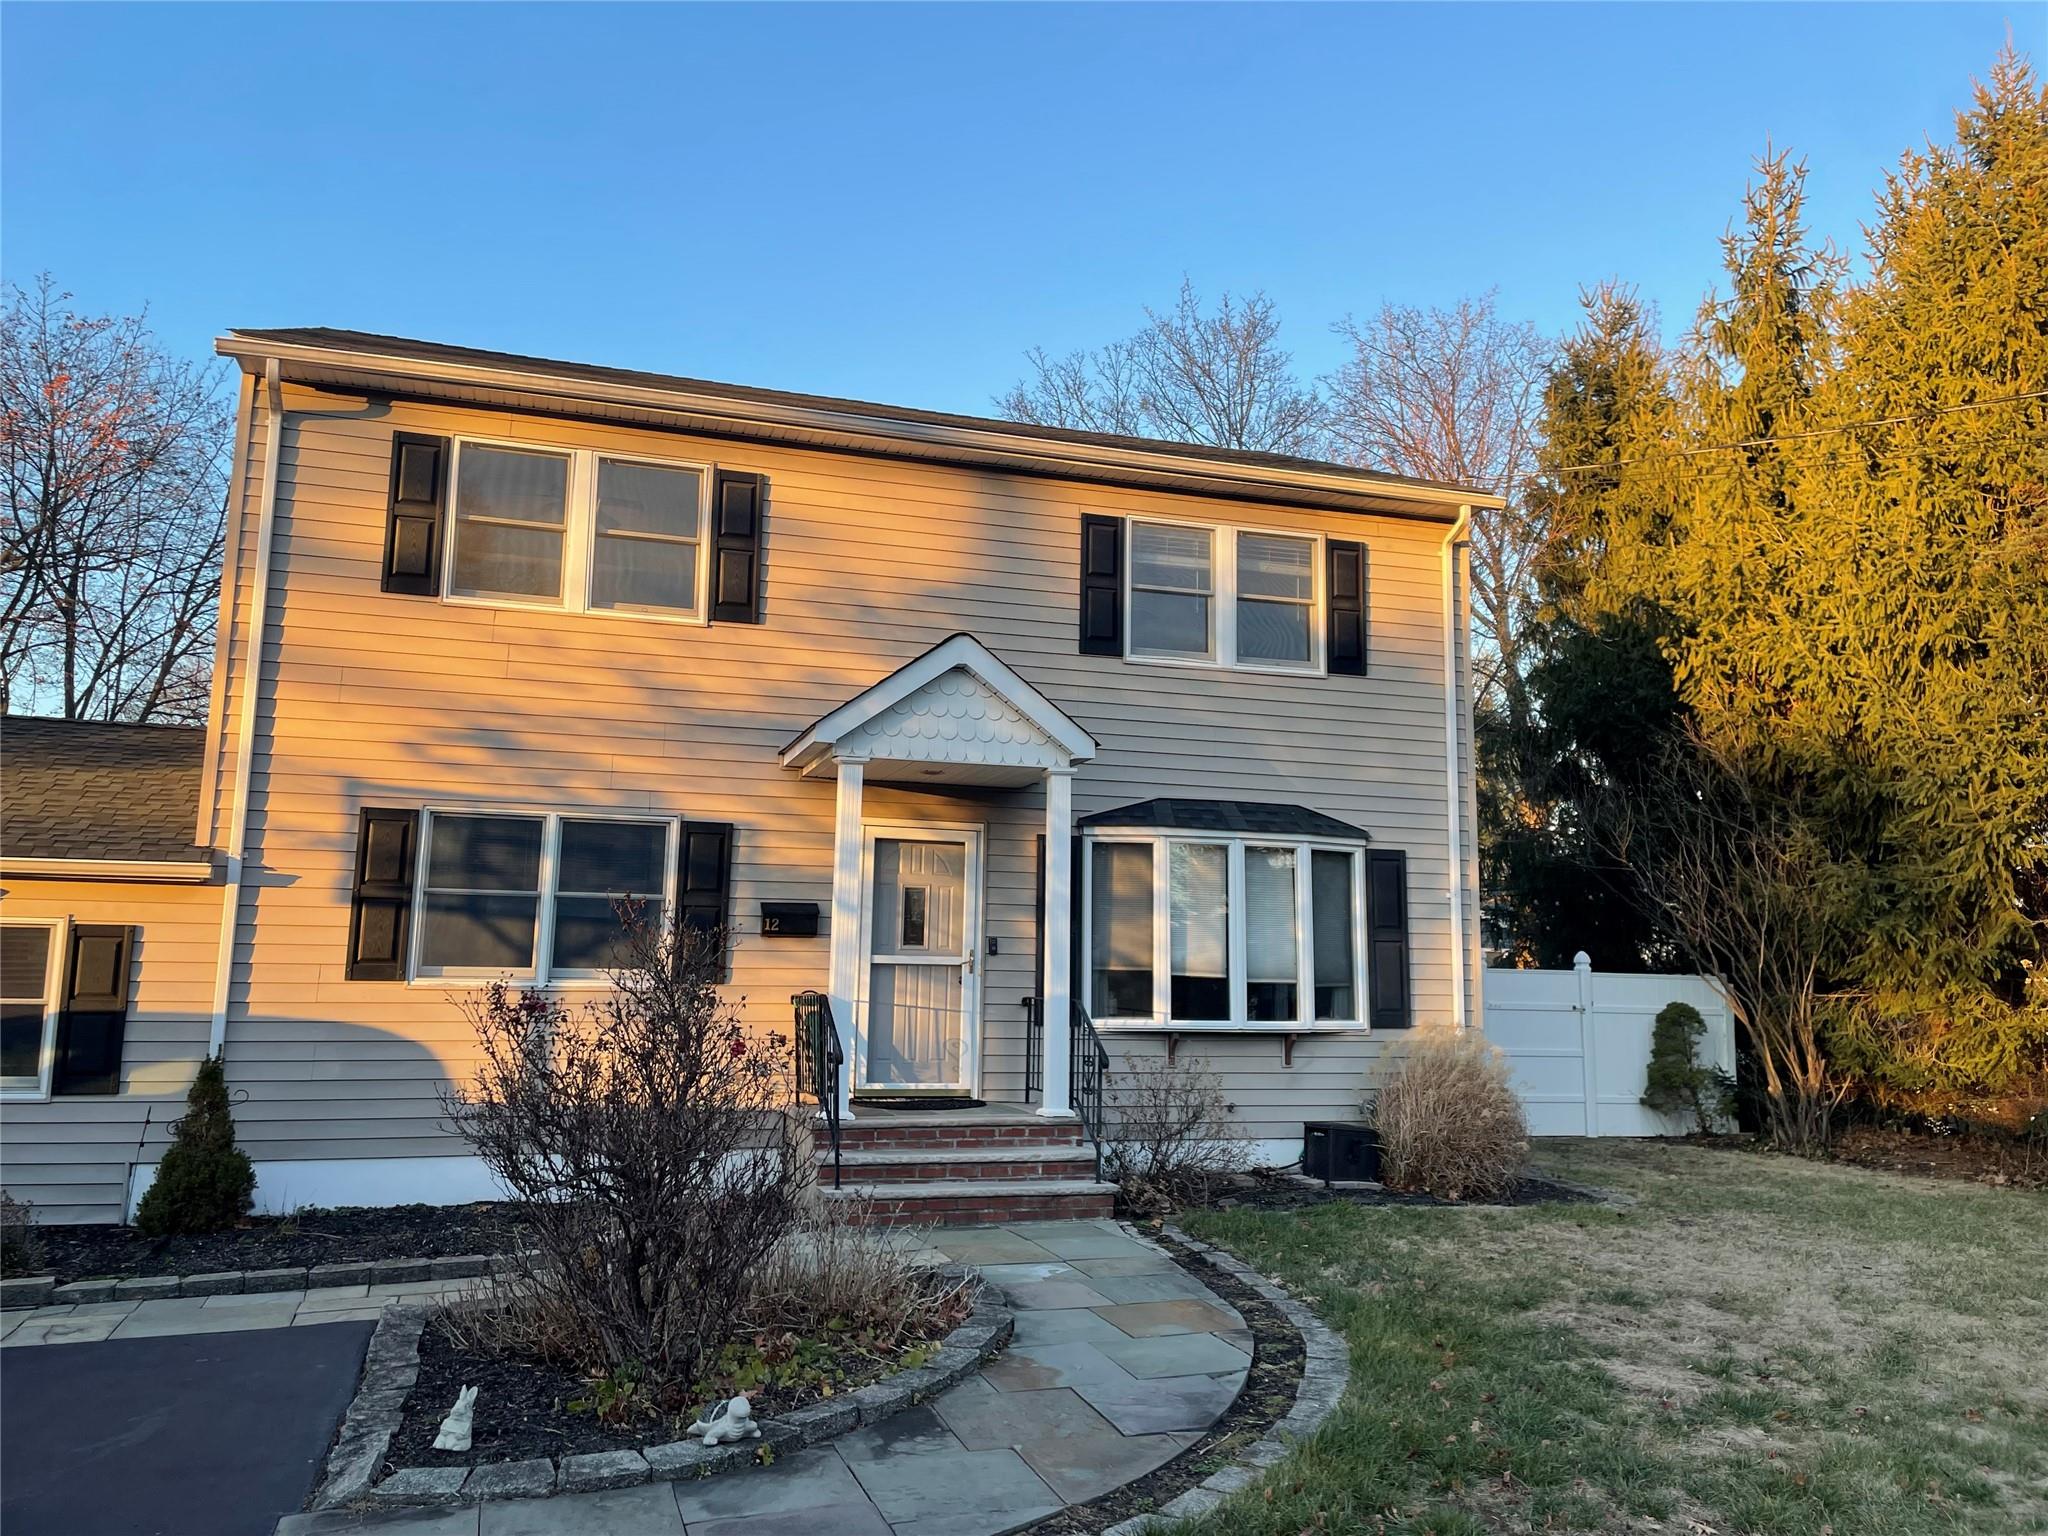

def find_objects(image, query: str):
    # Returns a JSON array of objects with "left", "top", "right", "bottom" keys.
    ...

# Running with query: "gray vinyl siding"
[{"left": 183, "top": 383, "right": 1475, "bottom": 1160}]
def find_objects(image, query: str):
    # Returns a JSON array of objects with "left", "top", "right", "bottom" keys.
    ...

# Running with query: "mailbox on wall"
[{"left": 760, "top": 901, "right": 820, "bottom": 939}]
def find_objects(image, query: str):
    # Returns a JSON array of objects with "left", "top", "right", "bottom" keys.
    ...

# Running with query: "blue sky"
[{"left": 4, "top": 3, "right": 2032, "bottom": 416}]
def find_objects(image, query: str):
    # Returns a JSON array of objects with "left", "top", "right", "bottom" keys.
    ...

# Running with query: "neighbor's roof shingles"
[{"left": 1, "top": 717, "right": 209, "bottom": 864}]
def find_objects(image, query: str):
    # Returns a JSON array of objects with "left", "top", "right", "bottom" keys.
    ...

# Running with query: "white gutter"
[
  {"left": 1442, "top": 505, "right": 1473, "bottom": 1030},
  {"left": 215, "top": 334, "right": 1506, "bottom": 516},
  {"left": 206, "top": 358, "right": 283, "bottom": 1057},
  {"left": 1, "top": 858, "right": 215, "bottom": 884}
]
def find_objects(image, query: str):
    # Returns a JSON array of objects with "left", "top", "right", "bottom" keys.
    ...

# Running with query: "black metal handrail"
[
  {"left": 1070, "top": 1000, "right": 1111, "bottom": 1179},
  {"left": 791, "top": 990, "right": 843, "bottom": 1190},
  {"left": 1022, "top": 994, "right": 1112, "bottom": 1179}
]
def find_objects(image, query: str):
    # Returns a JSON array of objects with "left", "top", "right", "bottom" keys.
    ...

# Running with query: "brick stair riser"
[
  {"left": 833, "top": 1191, "right": 1116, "bottom": 1226},
  {"left": 824, "top": 1157, "right": 1093, "bottom": 1183},
  {"left": 839, "top": 1125, "right": 1081, "bottom": 1151}
]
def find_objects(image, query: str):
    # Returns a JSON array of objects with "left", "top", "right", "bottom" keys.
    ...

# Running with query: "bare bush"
[
  {"left": 0, "top": 1191, "right": 44, "bottom": 1276},
  {"left": 1368, "top": 1034, "right": 1530, "bottom": 1201},
  {"left": 1103, "top": 1054, "right": 1245, "bottom": 1212},
  {"left": 445, "top": 919, "right": 805, "bottom": 1387}
]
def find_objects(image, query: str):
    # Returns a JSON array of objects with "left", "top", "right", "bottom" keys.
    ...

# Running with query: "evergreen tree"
[{"left": 134, "top": 1054, "right": 255, "bottom": 1235}]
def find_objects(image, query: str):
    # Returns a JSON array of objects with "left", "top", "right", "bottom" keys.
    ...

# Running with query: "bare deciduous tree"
[
  {"left": 1610, "top": 741, "right": 1853, "bottom": 1152},
  {"left": 1, "top": 277, "right": 230, "bottom": 723},
  {"left": 1323, "top": 293, "right": 1551, "bottom": 724},
  {"left": 997, "top": 279, "right": 1330, "bottom": 456}
]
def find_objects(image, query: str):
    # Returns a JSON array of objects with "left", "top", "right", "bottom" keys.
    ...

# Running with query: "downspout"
[
  {"left": 207, "top": 358, "right": 283, "bottom": 1056},
  {"left": 1442, "top": 505, "right": 1472, "bottom": 1030}
]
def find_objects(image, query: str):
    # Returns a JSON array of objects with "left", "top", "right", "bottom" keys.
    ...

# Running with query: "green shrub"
[
  {"left": 134, "top": 1054, "right": 255, "bottom": 1235},
  {"left": 1642, "top": 1001, "right": 1732, "bottom": 1134}
]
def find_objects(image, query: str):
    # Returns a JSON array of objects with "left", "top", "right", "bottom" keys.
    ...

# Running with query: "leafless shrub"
[
  {"left": 1368, "top": 1034, "right": 1530, "bottom": 1201},
  {"left": 1103, "top": 1055, "right": 1246, "bottom": 1212},
  {"left": 0, "top": 1190, "right": 44, "bottom": 1276},
  {"left": 742, "top": 1206, "right": 976, "bottom": 1349},
  {"left": 444, "top": 918, "right": 805, "bottom": 1387}
]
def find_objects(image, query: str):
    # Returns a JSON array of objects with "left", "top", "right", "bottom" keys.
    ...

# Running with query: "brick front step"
[
  {"left": 839, "top": 1119, "right": 1083, "bottom": 1152},
  {"left": 822, "top": 1178, "right": 1118, "bottom": 1227},
  {"left": 825, "top": 1146, "right": 1099, "bottom": 1184}
]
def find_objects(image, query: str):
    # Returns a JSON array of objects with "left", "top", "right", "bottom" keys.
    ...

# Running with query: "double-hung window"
[
  {"left": 1, "top": 920, "right": 61, "bottom": 1099},
  {"left": 445, "top": 439, "right": 709, "bottom": 622},
  {"left": 1086, "top": 834, "right": 1366, "bottom": 1028},
  {"left": 1124, "top": 519, "right": 1322, "bottom": 672},
  {"left": 412, "top": 809, "right": 675, "bottom": 984}
]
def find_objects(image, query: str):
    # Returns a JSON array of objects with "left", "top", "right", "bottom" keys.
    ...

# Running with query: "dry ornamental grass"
[{"left": 1369, "top": 1033, "right": 1531, "bottom": 1201}]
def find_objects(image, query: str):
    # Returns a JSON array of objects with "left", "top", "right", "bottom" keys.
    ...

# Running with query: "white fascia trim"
[
  {"left": 0, "top": 858, "right": 215, "bottom": 884},
  {"left": 215, "top": 335, "right": 1505, "bottom": 515},
  {"left": 782, "top": 633, "right": 1098, "bottom": 773}
]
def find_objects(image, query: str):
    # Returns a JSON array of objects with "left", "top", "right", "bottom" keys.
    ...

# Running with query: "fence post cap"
[{"left": 1572, "top": 951, "right": 1592, "bottom": 970}]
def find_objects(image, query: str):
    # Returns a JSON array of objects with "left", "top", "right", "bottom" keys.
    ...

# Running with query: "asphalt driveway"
[{"left": 0, "top": 1317, "right": 372, "bottom": 1536}]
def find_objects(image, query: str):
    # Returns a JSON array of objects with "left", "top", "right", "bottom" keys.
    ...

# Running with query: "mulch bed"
[
  {"left": 1025, "top": 1226, "right": 1306, "bottom": 1534},
  {"left": 1204, "top": 1168, "right": 1599, "bottom": 1212},
  {"left": 385, "top": 1293, "right": 966, "bottom": 1469},
  {"left": 11, "top": 1203, "right": 539, "bottom": 1284},
  {"left": 1825, "top": 1125, "right": 2044, "bottom": 1189}
]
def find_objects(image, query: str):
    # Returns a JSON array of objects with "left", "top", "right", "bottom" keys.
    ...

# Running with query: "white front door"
[{"left": 859, "top": 827, "right": 982, "bottom": 1092}]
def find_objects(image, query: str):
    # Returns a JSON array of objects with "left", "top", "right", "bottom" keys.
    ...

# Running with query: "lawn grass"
[{"left": 1172, "top": 1140, "right": 2047, "bottom": 1535}]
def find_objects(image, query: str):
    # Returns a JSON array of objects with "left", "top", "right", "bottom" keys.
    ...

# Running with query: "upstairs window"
[
  {"left": 445, "top": 440, "right": 710, "bottom": 622},
  {"left": 1124, "top": 519, "right": 1322, "bottom": 672},
  {"left": 1084, "top": 832, "right": 1367, "bottom": 1028}
]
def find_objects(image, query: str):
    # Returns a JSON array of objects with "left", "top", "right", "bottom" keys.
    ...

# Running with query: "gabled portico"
[{"left": 782, "top": 634, "right": 1098, "bottom": 1123}]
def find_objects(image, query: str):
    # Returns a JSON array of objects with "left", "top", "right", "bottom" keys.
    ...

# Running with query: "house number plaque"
[{"left": 759, "top": 901, "right": 819, "bottom": 938}]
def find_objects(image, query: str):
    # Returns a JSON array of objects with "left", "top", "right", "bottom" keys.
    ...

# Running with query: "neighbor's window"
[
  {"left": 1125, "top": 520, "right": 1320, "bottom": 672},
  {"left": 413, "top": 810, "right": 674, "bottom": 983},
  {"left": 1086, "top": 834, "right": 1365, "bottom": 1028},
  {"left": 1, "top": 922, "right": 59, "bottom": 1098},
  {"left": 445, "top": 438, "right": 711, "bottom": 621}
]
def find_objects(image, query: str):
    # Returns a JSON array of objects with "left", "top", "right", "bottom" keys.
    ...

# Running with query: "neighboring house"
[{"left": 0, "top": 328, "right": 1492, "bottom": 1224}]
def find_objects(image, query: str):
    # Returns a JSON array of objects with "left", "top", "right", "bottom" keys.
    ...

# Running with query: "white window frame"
[
  {"left": 1, "top": 917, "right": 66, "bottom": 1101},
  {"left": 407, "top": 807, "right": 680, "bottom": 987},
  {"left": 441, "top": 436, "right": 715, "bottom": 626},
  {"left": 1123, "top": 516, "right": 1326, "bottom": 675},
  {"left": 1081, "top": 830, "right": 1367, "bottom": 1032}
]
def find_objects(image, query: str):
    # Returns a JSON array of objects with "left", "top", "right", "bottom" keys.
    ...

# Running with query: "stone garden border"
[
  {"left": 313, "top": 1263, "right": 1015, "bottom": 1511},
  {"left": 0, "top": 1253, "right": 518, "bottom": 1311},
  {"left": 1097, "top": 1223, "right": 1352, "bottom": 1535}
]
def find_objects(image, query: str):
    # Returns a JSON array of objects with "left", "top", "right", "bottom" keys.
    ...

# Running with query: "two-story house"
[{"left": 0, "top": 329, "right": 1491, "bottom": 1224}]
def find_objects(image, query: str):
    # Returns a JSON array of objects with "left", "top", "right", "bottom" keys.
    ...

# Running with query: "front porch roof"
[{"left": 781, "top": 633, "right": 1097, "bottom": 788}]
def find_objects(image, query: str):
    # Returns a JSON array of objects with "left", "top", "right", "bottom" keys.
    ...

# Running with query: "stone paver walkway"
[
  {"left": 2, "top": 1276, "right": 484, "bottom": 1348},
  {"left": 268, "top": 1218, "right": 1249, "bottom": 1536}
]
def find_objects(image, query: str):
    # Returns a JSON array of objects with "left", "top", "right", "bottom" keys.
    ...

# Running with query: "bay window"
[
  {"left": 1083, "top": 832, "right": 1368, "bottom": 1028},
  {"left": 1124, "top": 518, "right": 1322, "bottom": 673},
  {"left": 412, "top": 809, "right": 674, "bottom": 983}
]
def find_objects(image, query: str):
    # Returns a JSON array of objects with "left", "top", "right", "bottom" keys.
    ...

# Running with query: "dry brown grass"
[{"left": 1368, "top": 1032, "right": 1530, "bottom": 1200}]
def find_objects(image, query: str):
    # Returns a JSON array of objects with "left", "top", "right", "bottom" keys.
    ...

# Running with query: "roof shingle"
[{"left": 1, "top": 717, "right": 209, "bottom": 864}]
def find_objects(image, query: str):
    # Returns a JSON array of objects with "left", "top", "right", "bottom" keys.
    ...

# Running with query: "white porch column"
[
  {"left": 827, "top": 754, "right": 867, "bottom": 1122},
  {"left": 1038, "top": 766, "right": 1076, "bottom": 1118}
]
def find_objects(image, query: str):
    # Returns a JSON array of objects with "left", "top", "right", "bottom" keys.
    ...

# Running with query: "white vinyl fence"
[{"left": 1484, "top": 954, "right": 1736, "bottom": 1136}]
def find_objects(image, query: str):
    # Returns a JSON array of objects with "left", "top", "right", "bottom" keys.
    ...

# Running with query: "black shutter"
[
  {"left": 1033, "top": 834, "right": 1046, "bottom": 1010},
  {"left": 346, "top": 808, "right": 419, "bottom": 980},
  {"left": 1366, "top": 849, "right": 1411, "bottom": 1028},
  {"left": 1328, "top": 540, "right": 1368, "bottom": 676},
  {"left": 677, "top": 821, "right": 735, "bottom": 974},
  {"left": 1078, "top": 514, "right": 1124, "bottom": 656},
  {"left": 709, "top": 471, "right": 765, "bottom": 624},
  {"left": 383, "top": 434, "right": 449, "bottom": 596},
  {"left": 52, "top": 925, "right": 133, "bottom": 1096},
  {"left": 1070, "top": 833, "right": 1085, "bottom": 1004}
]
